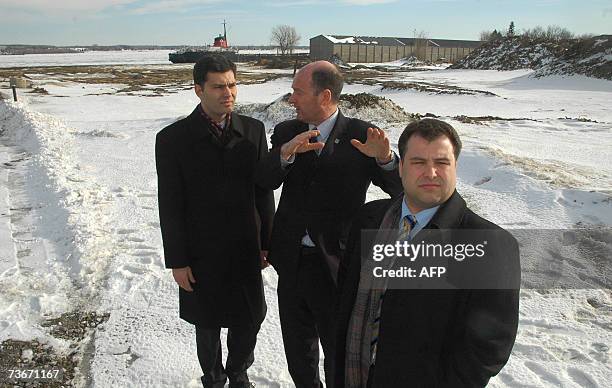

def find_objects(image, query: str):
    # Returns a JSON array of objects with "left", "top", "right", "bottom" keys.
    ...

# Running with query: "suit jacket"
[
  {"left": 254, "top": 111, "right": 403, "bottom": 280},
  {"left": 335, "top": 191, "right": 521, "bottom": 387},
  {"left": 156, "top": 107, "right": 275, "bottom": 327}
]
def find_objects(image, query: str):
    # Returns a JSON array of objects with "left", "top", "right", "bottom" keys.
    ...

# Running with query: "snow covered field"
[{"left": 0, "top": 51, "right": 610, "bottom": 387}]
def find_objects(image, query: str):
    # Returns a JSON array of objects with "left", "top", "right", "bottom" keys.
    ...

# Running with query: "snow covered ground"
[{"left": 0, "top": 52, "right": 610, "bottom": 387}]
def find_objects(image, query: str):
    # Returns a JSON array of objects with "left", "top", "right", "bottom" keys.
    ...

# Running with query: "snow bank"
[{"left": 0, "top": 100, "right": 114, "bottom": 342}]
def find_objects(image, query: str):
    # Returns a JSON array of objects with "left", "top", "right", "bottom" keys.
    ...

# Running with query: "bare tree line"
[{"left": 480, "top": 23, "right": 595, "bottom": 42}]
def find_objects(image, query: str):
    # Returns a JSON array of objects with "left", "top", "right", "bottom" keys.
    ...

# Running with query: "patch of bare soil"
[
  {"left": 381, "top": 81, "right": 497, "bottom": 96},
  {"left": 0, "top": 65, "right": 288, "bottom": 97},
  {"left": 256, "top": 56, "right": 310, "bottom": 69},
  {"left": 26, "top": 87, "right": 49, "bottom": 95},
  {"left": 351, "top": 64, "right": 433, "bottom": 73},
  {"left": 453, "top": 115, "right": 539, "bottom": 124},
  {"left": 0, "top": 311, "right": 109, "bottom": 387},
  {"left": 341, "top": 68, "right": 398, "bottom": 85},
  {"left": 40, "top": 311, "right": 110, "bottom": 342},
  {"left": 411, "top": 113, "right": 539, "bottom": 124},
  {"left": 558, "top": 116, "right": 599, "bottom": 123},
  {"left": 0, "top": 339, "right": 76, "bottom": 387},
  {"left": 340, "top": 69, "right": 497, "bottom": 96}
]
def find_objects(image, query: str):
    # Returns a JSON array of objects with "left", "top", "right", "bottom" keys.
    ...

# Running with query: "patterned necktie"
[
  {"left": 398, "top": 214, "right": 417, "bottom": 241},
  {"left": 370, "top": 214, "right": 417, "bottom": 364},
  {"left": 309, "top": 127, "right": 320, "bottom": 155}
]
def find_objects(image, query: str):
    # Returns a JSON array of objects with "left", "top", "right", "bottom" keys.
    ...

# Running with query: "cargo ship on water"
[{"left": 168, "top": 21, "right": 238, "bottom": 63}]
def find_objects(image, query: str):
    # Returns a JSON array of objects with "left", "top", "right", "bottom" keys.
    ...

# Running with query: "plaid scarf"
[
  {"left": 345, "top": 196, "right": 404, "bottom": 387},
  {"left": 197, "top": 104, "right": 232, "bottom": 145}
]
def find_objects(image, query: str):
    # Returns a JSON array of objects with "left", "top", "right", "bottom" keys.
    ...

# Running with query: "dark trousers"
[
  {"left": 195, "top": 324, "right": 259, "bottom": 388},
  {"left": 366, "top": 365, "right": 375, "bottom": 388},
  {"left": 278, "top": 248, "right": 338, "bottom": 388}
]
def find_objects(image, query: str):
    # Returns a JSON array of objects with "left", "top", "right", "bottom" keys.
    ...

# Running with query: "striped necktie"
[{"left": 370, "top": 214, "right": 417, "bottom": 364}]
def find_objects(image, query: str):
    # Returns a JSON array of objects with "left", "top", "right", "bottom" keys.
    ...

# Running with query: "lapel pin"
[{"left": 334, "top": 139, "right": 340, "bottom": 144}]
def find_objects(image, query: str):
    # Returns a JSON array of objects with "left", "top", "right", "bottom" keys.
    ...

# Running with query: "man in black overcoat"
[
  {"left": 255, "top": 60, "right": 403, "bottom": 387},
  {"left": 156, "top": 55, "right": 274, "bottom": 388},
  {"left": 335, "top": 118, "right": 521, "bottom": 387}
]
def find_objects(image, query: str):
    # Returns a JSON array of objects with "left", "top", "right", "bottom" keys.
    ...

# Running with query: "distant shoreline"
[{"left": 0, "top": 45, "right": 310, "bottom": 56}]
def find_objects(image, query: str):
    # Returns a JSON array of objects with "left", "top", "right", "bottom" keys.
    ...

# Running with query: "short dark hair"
[
  {"left": 398, "top": 118, "right": 462, "bottom": 160},
  {"left": 311, "top": 64, "right": 344, "bottom": 102},
  {"left": 193, "top": 54, "right": 236, "bottom": 86}
]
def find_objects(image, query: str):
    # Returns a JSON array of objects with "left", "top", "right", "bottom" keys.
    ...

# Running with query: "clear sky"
[{"left": 1, "top": 0, "right": 610, "bottom": 46}]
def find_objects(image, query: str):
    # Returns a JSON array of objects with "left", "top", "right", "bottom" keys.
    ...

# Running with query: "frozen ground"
[{"left": 0, "top": 53, "right": 610, "bottom": 387}]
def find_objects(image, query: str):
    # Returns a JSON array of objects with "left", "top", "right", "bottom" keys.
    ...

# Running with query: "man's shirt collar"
[{"left": 308, "top": 109, "right": 339, "bottom": 142}]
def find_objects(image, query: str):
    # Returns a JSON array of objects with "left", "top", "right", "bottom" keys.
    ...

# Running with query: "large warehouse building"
[{"left": 310, "top": 35, "right": 482, "bottom": 63}]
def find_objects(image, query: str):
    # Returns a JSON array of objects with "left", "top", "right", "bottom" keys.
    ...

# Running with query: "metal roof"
[{"left": 315, "top": 35, "right": 481, "bottom": 48}]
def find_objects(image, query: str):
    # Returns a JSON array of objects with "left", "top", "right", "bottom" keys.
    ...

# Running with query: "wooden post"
[
  {"left": 293, "top": 60, "right": 298, "bottom": 76},
  {"left": 9, "top": 77, "right": 18, "bottom": 102}
]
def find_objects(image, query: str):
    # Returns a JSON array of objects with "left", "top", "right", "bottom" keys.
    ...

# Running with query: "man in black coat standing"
[
  {"left": 335, "top": 118, "right": 521, "bottom": 387},
  {"left": 255, "top": 60, "right": 403, "bottom": 387},
  {"left": 156, "top": 55, "right": 274, "bottom": 388}
]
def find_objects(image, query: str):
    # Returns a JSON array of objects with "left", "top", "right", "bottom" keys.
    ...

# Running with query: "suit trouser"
[
  {"left": 366, "top": 365, "right": 375, "bottom": 388},
  {"left": 278, "top": 247, "right": 337, "bottom": 388},
  {"left": 195, "top": 324, "right": 259, "bottom": 388}
]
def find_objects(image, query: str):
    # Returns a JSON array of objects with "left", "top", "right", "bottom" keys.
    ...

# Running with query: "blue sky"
[{"left": 1, "top": 0, "right": 610, "bottom": 46}]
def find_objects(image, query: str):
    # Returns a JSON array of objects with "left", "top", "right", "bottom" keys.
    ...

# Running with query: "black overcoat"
[
  {"left": 254, "top": 111, "right": 403, "bottom": 280},
  {"left": 155, "top": 107, "right": 275, "bottom": 327},
  {"left": 335, "top": 191, "right": 521, "bottom": 387}
]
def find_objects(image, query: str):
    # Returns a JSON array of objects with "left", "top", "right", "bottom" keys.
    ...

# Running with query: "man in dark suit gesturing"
[
  {"left": 156, "top": 55, "right": 274, "bottom": 388},
  {"left": 256, "top": 60, "right": 402, "bottom": 387},
  {"left": 335, "top": 119, "right": 520, "bottom": 387}
]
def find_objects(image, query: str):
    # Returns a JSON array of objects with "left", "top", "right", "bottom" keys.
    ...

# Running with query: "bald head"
[
  {"left": 298, "top": 60, "right": 344, "bottom": 103},
  {"left": 302, "top": 60, "right": 338, "bottom": 74}
]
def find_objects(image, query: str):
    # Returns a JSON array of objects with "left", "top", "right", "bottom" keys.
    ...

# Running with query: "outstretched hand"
[
  {"left": 350, "top": 127, "right": 393, "bottom": 163},
  {"left": 280, "top": 130, "right": 324, "bottom": 161}
]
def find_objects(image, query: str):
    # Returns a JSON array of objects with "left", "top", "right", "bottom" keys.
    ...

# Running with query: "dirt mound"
[
  {"left": 536, "top": 36, "right": 612, "bottom": 79},
  {"left": 450, "top": 37, "right": 563, "bottom": 71},
  {"left": 235, "top": 92, "right": 415, "bottom": 131},
  {"left": 451, "top": 35, "right": 612, "bottom": 80},
  {"left": 339, "top": 93, "right": 416, "bottom": 125}
]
